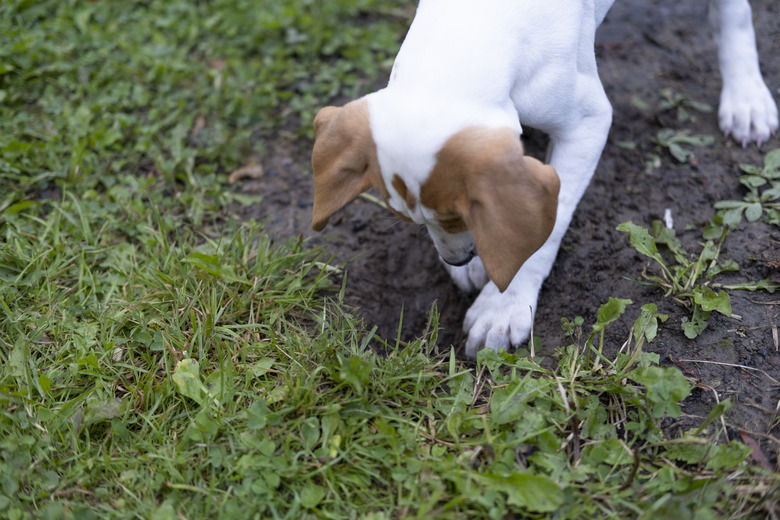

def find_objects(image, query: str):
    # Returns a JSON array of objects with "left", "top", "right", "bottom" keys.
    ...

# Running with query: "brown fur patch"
[
  {"left": 420, "top": 126, "right": 560, "bottom": 291},
  {"left": 391, "top": 174, "right": 417, "bottom": 211},
  {"left": 436, "top": 215, "right": 469, "bottom": 234},
  {"left": 311, "top": 100, "right": 388, "bottom": 231}
]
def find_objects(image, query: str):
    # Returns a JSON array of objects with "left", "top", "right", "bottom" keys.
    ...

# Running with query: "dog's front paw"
[
  {"left": 442, "top": 256, "right": 489, "bottom": 293},
  {"left": 719, "top": 78, "right": 778, "bottom": 146},
  {"left": 462, "top": 282, "right": 538, "bottom": 359}
]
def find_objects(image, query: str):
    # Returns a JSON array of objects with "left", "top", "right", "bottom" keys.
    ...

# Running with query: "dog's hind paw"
[
  {"left": 442, "top": 256, "right": 489, "bottom": 293},
  {"left": 462, "top": 281, "right": 538, "bottom": 359},
  {"left": 719, "top": 78, "right": 778, "bottom": 146}
]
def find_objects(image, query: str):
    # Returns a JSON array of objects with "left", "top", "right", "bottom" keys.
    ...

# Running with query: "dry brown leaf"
[
  {"left": 228, "top": 161, "right": 264, "bottom": 184},
  {"left": 738, "top": 430, "right": 774, "bottom": 471}
]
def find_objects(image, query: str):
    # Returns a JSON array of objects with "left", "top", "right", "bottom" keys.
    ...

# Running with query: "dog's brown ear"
[
  {"left": 462, "top": 151, "right": 559, "bottom": 292},
  {"left": 311, "top": 100, "right": 380, "bottom": 231},
  {"left": 425, "top": 128, "right": 559, "bottom": 292}
]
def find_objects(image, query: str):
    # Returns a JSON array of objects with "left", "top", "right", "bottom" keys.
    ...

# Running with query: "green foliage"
[
  {"left": 1, "top": 0, "right": 777, "bottom": 517},
  {"left": 628, "top": 365, "right": 690, "bottom": 417},
  {"left": 0, "top": 0, "right": 408, "bottom": 203},
  {"left": 0, "top": 213, "right": 339, "bottom": 518},
  {"left": 2, "top": 202, "right": 773, "bottom": 517},
  {"left": 634, "top": 302, "right": 668, "bottom": 344},
  {"left": 617, "top": 220, "right": 738, "bottom": 338},
  {"left": 714, "top": 148, "right": 780, "bottom": 229},
  {"left": 651, "top": 129, "right": 715, "bottom": 163},
  {"left": 657, "top": 87, "right": 713, "bottom": 124},
  {"left": 619, "top": 198, "right": 780, "bottom": 338},
  {"left": 640, "top": 89, "right": 714, "bottom": 169}
]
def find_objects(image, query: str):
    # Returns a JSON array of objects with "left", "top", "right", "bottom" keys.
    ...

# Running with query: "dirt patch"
[{"left": 236, "top": 0, "right": 780, "bottom": 463}]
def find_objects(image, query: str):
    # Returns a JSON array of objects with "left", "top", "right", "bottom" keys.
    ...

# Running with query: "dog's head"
[{"left": 311, "top": 99, "right": 560, "bottom": 292}]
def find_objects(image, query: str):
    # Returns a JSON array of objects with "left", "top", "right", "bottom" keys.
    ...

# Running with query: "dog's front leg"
[
  {"left": 710, "top": 0, "right": 778, "bottom": 145},
  {"left": 463, "top": 78, "right": 612, "bottom": 359}
]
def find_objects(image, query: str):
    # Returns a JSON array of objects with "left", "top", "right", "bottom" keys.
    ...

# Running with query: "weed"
[
  {"left": 651, "top": 128, "right": 715, "bottom": 164},
  {"left": 714, "top": 148, "right": 780, "bottom": 229},
  {"left": 636, "top": 89, "right": 714, "bottom": 170},
  {"left": 617, "top": 220, "right": 735, "bottom": 338},
  {"left": 658, "top": 87, "right": 713, "bottom": 124}
]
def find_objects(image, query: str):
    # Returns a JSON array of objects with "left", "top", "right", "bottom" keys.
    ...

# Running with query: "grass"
[
  {"left": 1, "top": 0, "right": 779, "bottom": 518},
  {"left": 3, "top": 208, "right": 775, "bottom": 518}
]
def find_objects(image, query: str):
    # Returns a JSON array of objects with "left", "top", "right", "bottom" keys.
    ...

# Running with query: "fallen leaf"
[
  {"left": 738, "top": 431, "right": 773, "bottom": 471},
  {"left": 228, "top": 161, "right": 264, "bottom": 184}
]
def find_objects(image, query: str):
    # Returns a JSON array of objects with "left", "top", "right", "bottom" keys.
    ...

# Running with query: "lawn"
[{"left": 1, "top": 1, "right": 778, "bottom": 518}]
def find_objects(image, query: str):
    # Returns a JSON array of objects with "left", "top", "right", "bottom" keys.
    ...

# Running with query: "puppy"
[{"left": 310, "top": 0, "right": 778, "bottom": 358}]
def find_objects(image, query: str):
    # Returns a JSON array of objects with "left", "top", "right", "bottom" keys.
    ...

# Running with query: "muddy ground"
[{"left": 235, "top": 0, "right": 780, "bottom": 464}]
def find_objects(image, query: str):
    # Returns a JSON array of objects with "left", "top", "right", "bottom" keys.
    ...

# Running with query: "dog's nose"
[{"left": 442, "top": 249, "right": 476, "bottom": 267}]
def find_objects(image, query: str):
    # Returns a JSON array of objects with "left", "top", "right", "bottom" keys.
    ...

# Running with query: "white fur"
[
  {"left": 442, "top": 256, "right": 490, "bottom": 294},
  {"left": 365, "top": 0, "right": 777, "bottom": 358},
  {"left": 710, "top": 0, "right": 778, "bottom": 145}
]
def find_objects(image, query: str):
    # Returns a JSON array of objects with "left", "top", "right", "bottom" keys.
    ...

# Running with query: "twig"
[
  {"left": 471, "top": 364, "right": 487, "bottom": 408},
  {"left": 678, "top": 359, "right": 780, "bottom": 385},
  {"left": 358, "top": 192, "right": 388, "bottom": 209},
  {"left": 696, "top": 380, "right": 729, "bottom": 443},
  {"left": 528, "top": 305, "right": 535, "bottom": 360}
]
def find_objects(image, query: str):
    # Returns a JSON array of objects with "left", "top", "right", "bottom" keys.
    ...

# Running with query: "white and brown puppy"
[{"left": 311, "top": 0, "right": 778, "bottom": 359}]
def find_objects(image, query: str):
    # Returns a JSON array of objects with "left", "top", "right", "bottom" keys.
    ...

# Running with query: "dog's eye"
[{"left": 437, "top": 215, "right": 467, "bottom": 233}]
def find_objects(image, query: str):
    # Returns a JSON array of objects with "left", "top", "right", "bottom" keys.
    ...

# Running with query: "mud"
[{"left": 236, "top": 0, "right": 780, "bottom": 463}]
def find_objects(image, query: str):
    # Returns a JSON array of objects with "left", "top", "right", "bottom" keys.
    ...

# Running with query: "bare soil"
[{"left": 236, "top": 0, "right": 780, "bottom": 465}]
